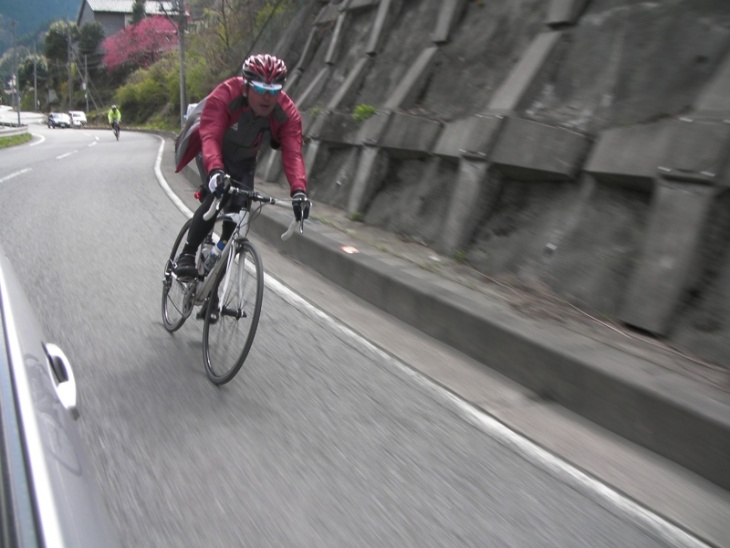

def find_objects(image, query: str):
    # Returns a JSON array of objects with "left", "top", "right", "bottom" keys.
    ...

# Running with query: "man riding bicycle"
[
  {"left": 108, "top": 104, "right": 121, "bottom": 129},
  {"left": 173, "top": 53, "right": 309, "bottom": 285}
]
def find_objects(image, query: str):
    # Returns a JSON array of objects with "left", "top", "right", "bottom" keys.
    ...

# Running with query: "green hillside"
[{"left": 0, "top": 0, "right": 78, "bottom": 50}]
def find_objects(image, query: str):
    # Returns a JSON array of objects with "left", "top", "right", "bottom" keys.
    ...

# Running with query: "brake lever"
[{"left": 202, "top": 174, "right": 232, "bottom": 221}]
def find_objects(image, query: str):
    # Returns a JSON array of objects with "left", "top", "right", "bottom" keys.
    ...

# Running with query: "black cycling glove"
[{"left": 292, "top": 191, "right": 310, "bottom": 221}]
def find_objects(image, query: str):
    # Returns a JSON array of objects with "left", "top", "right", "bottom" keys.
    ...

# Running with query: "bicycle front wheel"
[
  {"left": 202, "top": 240, "right": 264, "bottom": 385},
  {"left": 161, "top": 218, "right": 195, "bottom": 332}
]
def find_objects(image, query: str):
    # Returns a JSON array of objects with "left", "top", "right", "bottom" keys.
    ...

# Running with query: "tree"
[
  {"left": 0, "top": 46, "right": 29, "bottom": 106},
  {"left": 43, "top": 20, "right": 79, "bottom": 65},
  {"left": 132, "top": 0, "right": 147, "bottom": 25},
  {"left": 103, "top": 16, "right": 179, "bottom": 73},
  {"left": 43, "top": 20, "right": 80, "bottom": 104},
  {"left": 79, "top": 22, "right": 105, "bottom": 57},
  {"left": 18, "top": 54, "right": 48, "bottom": 90}
]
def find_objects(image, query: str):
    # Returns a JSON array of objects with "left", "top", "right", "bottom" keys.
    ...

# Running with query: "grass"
[{"left": 0, "top": 133, "right": 32, "bottom": 148}]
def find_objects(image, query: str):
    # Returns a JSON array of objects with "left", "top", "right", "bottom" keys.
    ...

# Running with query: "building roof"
[
  {"left": 76, "top": 0, "right": 183, "bottom": 28},
  {"left": 81, "top": 0, "right": 176, "bottom": 16}
]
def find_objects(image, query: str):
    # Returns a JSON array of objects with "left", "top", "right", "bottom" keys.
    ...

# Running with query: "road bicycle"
[
  {"left": 161, "top": 176, "right": 310, "bottom": 385},
  {"left": 111, "top": 120, "right": 120, "bottom": 140}
]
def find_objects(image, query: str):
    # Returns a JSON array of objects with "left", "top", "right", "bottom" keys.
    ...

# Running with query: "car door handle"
[{"left": 44, "top": 343, "right": 79, "bottom": 420}]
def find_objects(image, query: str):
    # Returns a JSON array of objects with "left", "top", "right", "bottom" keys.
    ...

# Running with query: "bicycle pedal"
[{"left": 221, "top": 307, "right": 246, "bottom": 319}]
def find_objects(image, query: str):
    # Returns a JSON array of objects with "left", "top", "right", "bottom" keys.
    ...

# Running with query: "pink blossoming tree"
[{"left": 103, "top": 16, "right": 179, "bottom": 73}]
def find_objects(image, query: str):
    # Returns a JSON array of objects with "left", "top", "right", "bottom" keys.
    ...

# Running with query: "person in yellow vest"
[{"left": 107, "top": 104, "right": 121, "bottom": 128}]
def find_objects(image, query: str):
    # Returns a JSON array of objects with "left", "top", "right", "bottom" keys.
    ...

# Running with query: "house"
[{"left": 76, "top": 0, "right": 178, "bottom": 38}]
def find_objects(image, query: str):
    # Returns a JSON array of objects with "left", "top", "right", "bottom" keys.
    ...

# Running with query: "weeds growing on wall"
[{"left": 353, "top": 104, "right": 376, "bottom": 124}]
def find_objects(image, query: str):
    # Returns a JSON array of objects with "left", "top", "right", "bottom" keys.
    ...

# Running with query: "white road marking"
[
  {"left": 0, "top": 168, "right": 32, "bottom": 183},
  {"left": 153, "top": 136, "right": 193, "bottom": 218},
  {"left": 152, "top": 136, "right": 709, "bottom": 548},
  {"left": 29, "top": 134, "right": 45, "bottom": 146},
  {"left": 268, "top": 277, "right": 708, "bottom": 548},
  {"left": 56, "top": 150, "right": 78, "bottom": 159}
]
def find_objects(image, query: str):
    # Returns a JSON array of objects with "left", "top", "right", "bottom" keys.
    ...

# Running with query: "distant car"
[
  {"left": 47, "top": 112, "right": 72, "bottom": 128},
  {"left": 0, "top": 243, "right": 120, "bottom": 546},
  {"left": 69, "top": 110, "right": 87, "bottom": 128}
]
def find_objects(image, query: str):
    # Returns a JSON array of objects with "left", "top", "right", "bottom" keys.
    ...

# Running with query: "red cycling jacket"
[{"left": 175, "top": 76, "right": 306, "bottom": 195}]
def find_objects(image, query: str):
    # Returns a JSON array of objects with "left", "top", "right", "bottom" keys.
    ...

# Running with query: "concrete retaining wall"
[{"left": 267, "top": 0, "right": 730, "bottom": 368}]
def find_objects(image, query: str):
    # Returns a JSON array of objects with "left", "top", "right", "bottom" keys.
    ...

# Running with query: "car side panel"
[{"left": 0, "top": 246, "right": 120, "bottom": 547}]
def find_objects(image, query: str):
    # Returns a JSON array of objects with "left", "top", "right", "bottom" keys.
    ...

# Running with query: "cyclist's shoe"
[
  {"left": 173, "top": 253, "right": 196, "bottom": 279},
  {"left": 196, "top": 296, "right": 219, "bottom": 324}
]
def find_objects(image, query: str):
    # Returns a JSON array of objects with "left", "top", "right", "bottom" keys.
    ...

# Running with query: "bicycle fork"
[
  {"left": 195, "top": 243, "right": 247, "bottom": 319},
  {"left": 217, "top": 244, "right": 249, "bottom": 320}
]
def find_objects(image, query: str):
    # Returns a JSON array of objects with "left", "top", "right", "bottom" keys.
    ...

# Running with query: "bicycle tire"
[
  {"left": 202, "top": 240, "right": 264, "bottom": 385},
  {"left": 161, "top": 218, "right": 196, "bottom": 332}
]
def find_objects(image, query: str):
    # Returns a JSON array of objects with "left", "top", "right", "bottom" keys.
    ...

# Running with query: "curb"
[{"left": 180, "top": 161, "right": 730, "bottom": 493}]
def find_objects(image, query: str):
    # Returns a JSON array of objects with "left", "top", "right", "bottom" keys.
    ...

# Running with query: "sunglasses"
[{"left": 250, "top": 82, "right": 282, "bottom": 96}]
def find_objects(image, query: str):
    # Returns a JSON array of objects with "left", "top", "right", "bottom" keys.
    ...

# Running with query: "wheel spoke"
[
  {"left": 203, "top": 241, "right": 264, "bottom": 384},
  {"left": 161, "top": 218, "right": 195, "bottom": 332}
]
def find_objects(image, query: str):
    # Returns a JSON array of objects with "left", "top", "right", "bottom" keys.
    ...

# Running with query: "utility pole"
[
  {"left": 33, "top": 43, "right": 38, "bottom": 112},
  {"left": 12, "top": 20, "right": 20, "bottom": 124},
  {"left": 160, "top": 0, "right": 187, "bottom": 127},
  {"left": 176, "top": 0, "right": 187, "bottom": 128},
  {"left": 84, "top": 55, "right": 89, "bottom": 113},
  {"left": 67, "top": 21, "right": 73, "bottom": 110}
]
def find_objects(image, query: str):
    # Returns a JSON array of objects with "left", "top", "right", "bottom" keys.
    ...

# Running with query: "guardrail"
[{"left": 0, "top": 125, "right": 29, "bottom": 138}]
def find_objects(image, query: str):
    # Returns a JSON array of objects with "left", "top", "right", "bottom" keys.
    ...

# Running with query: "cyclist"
[
  {"left": 108, "top": 104, "right": 121, "bottom": 132},
  {"left": 173, "top": 53, "right": 309, "bottom": 285}
]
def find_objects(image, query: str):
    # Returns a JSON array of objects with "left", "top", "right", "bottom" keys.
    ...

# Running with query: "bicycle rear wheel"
[
  {"left": 202, "top": 240, "right": 264, "bottom": 385},
  {"left": 161, "top": 218, "right": 195, "bottom": 332}
]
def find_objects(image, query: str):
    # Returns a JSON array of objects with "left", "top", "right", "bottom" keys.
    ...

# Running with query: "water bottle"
[{"left": 204, "top": 240, "right": 225, "bottom": 274}]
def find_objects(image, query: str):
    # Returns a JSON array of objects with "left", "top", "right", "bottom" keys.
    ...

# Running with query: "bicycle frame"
[
  {"left": 162, "top": 176, "right": 311, "bottom": 383},
  {"left": 168, "top": 177, "right": 310, "bottom": 319},
  {"left": 194, "top": 209, "right": 251, "bottom": 309}
]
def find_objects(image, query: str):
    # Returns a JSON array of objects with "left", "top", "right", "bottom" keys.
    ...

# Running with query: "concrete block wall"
[
  {"left": 584, "top": 122, "right": 674, "bottom": 191},
  {"left": 489, "top": 117, "right": 589, "bottom": 182},
  {"left": 547, "top": 0, "right": 589, "bottom": 27},
  {"left": 378, "top": 113, "right": 442, "bottom": 158},
  {"left": 264, "top": 0, "right": 730, "bottom": 365},
  {"left": 432, "top": 115, "right": 503, "bottom": 162}
]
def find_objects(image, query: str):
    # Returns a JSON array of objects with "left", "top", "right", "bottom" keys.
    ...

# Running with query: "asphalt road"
[{"left": 0, "top": 117, "right": 712, "bottom": 547}]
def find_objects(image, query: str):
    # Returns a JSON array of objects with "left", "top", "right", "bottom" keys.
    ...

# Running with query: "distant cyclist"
[
  {"left": 108, "top": 104, "right": 121, "bottom": 132},
  {"left": 172, "top": 53, "right": 309, "bottom": 280}
]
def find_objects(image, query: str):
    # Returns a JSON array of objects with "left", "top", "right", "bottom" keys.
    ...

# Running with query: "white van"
[{"left": 69, "top": 111, "right": 87, "bottom": 128}]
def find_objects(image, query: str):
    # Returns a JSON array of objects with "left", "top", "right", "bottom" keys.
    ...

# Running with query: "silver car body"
[
  {"left": 47, "top": 113, "right": 71, "bottom": 128},
  {"left": 68, "top": 111, "right": 87, "bottom": 128},
  {"left": 0, "top": 244, "right": 119, "bottom": 547}
]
